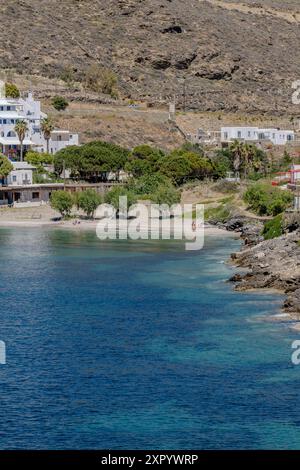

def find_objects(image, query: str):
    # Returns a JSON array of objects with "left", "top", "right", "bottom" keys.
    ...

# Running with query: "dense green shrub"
[
  {"left": 25, "top": 151, "right": 53, "bottom": 169},
  {"left": 104, "top": 187, "right": 137, "bottom": 211},
  {"left": 151, "top": 184, "right": 181, "bottom": 206},
  {"left": 50, "top": 190, "right": 74, "bottom": 218},
  {"left": 5, "top": 83, "right": 20, "bottom": 98},
  {"left": 262, "top": 214, "right": 283, "bottom": 239},
  {"left": 77, "top": 189, "right": 102, "bottom": 218},
  {"left": 0, "top": 154, "right": 13, "bottom": 177},
  {"left": 243, "top": 183, "right": 293, "bottom": 216},
  {"left": 127, "top": 174, "right": 173, "bottom": 196},
  {"left": 52, "top": 95, "right": 69, "bottom": 111}
]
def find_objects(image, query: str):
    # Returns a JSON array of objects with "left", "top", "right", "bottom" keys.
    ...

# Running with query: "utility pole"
[{"left": 63, "top": 160, "right": 66, "bottom": 191}]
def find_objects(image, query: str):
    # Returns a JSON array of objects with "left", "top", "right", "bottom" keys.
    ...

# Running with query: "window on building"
[
  {"left": 237, "top": 131, "right": 242, "bottom": 138},
  {"left": 12, "top": 175, "right": 17, "bottom": 182},
  {"left": 32, "top": 192, "right": 40, "bottom": 200},
  {"left": 248, "top": 131, "right": 251, "bottom": 137},
  {"left": 224, "top": 132, "right": 228, "bottom": 140},
  {"left": 6, "top": 106, "right": 10, "bottom": 111},
  {"left": 3, "top": 119, "right": 6, "bottom": 124},
  {"left": 7, "top": 131, "right": 16, "bottom": 138}
]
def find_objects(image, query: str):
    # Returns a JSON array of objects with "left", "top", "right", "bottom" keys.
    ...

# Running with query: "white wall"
[
  {"left": 7, "top": 169, "right": 33, "bottom": 186},
  {"left": 221, "top": 127, "right": 294, "bottom": 145}
]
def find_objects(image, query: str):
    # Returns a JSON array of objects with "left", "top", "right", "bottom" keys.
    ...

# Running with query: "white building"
[
  {"left": 0, "top": 88, "right": 79, "bottom": 158},
  {"left": 291, "top": 164, "right": 300, "bottom": 184},
  {"left": 6, "top": 161, "right": 35, "bottom": 186},
  {"left": 32, "top": 129, "right": 79, "bottom": 154},
  {"left": 221, "top": 127, "right": 295, "bottom": 146}
]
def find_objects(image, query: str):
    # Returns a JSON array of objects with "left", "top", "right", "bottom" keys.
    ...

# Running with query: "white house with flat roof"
[
  {"left": 6, "top": 161, "right": 35, "bottom": 186},
  {"left": 32, "top": 129, "right": 78, "bottom": 154},
  {"left": 221, "top": 127, "right": 295, "bottom": 146},
  {"left": 0, "top": 84, "right": 79, "bottom": 158}
]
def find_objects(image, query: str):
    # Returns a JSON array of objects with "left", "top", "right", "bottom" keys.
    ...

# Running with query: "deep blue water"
[{"left": 0, "top": 228, "right": 299, "bottom": 449}]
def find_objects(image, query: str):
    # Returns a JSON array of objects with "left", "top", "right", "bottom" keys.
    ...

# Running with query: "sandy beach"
[{"left": 0, "top": 204, "right": 235, "bottom": 237}]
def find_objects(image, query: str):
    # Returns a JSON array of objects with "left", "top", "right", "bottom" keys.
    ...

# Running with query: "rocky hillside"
[
  {"left": 1, "top": 0, "right": 300, "bottom": 115},
  {"left": 230, "top": 230, "right": 300, "bottom": 318}
]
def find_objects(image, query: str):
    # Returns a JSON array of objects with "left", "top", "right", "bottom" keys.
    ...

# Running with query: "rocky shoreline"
[{"left": 216, "top": 216, "right": 300, "bottom": 320}]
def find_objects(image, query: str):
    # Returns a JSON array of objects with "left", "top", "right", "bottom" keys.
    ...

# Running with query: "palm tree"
[
  {"left": 14, "top": 120, "right": 29, "bottom": 162},
  {"left": 230, "top": 140, "right": 244, "bottom": 175},
  {"left": 41, "top": 118, "right": 54, "bottom": 154}
]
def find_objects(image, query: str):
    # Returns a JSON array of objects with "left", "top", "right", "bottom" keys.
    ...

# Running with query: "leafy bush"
[
  {"left": 128, "top": 174, "right": 173, "bottom": 196},
  {"left": 77, "top": 189, "right": 102, "bottom": 218},
  {"left": 5, "top": 83, "right": 20, "bottom": 98},
  {"left": 104, "top": 187, "right": 137, "bottom": 211},
  {"left": 52, "top": 95, "right": 69, "bottom": 111},
  {"left": 262, "top": 214, "right": 283, "bottom": 239},
  {"left": 25, "top": 151, "right": 53, "bottom": 167},
  {"left": 50, "top": 190, "right": 74, "bottom": 218},
  {"left": 151, "top": 184, "right": 181, "bottom": 206},
  {"left": 0, "top": 154, "right": 13, "bottom": 177},
  {"left": 243, "top": 183, "right": 293, "bottom": 216}
]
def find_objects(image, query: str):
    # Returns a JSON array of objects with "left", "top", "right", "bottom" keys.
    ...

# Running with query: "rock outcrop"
[{"left": 230, "top": 230, "right": 300, "bottom": 318}]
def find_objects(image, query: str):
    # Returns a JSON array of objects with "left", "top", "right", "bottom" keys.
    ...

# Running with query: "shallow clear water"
[{"left": 0, "top": 228, "right": 299, "bottom": 449}]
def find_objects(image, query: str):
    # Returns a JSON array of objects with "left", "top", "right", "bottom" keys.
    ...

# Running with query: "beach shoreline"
[{"left": 0, "top": 216, "right": 235, "bottom": 237}]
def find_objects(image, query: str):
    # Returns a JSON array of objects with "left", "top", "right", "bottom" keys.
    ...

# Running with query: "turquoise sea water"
[{"left": 0, "top": 228, "right": 299, "bottom": 449}]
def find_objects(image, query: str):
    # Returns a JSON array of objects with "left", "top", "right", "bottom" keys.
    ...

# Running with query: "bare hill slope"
[{"left": 0, "top": 0, "right": 299, "bottom": 115}]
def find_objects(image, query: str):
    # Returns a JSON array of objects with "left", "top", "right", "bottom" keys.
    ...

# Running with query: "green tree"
[
  {"left": 104, "top": 187, "right": 137, "bottom": 212},
  {"left": 151, "top": 184, "right": 180, "bottom": 206},
  {"left": 50, "top": 190, "right": 74, "bottom": 218},
  {"left": 41, "top": 118, "right": 54, "bottom": 154},
  {"left": 5, "top": 83, "right": 20, "bottom": 98},
  {"left": 77, "top": 189, "right": 102, "bottom": 218},
  {"left": 25, "top": 150, "right": 53, "bottom": 167},
  {"left": 54, "top": 141, "right": 129, "bottom": 182},
  {"left": 211, "top": 151, "right": 232, "bottom": 178},
  {"left": 0, "top": 154, "right": 13, "bottom": 179},
  {"left": 52, "top": 95, "right": 69, "bottom": 111},
  {"left": 243, "top": 183, "right": 293, "bottom": 216},
  {"left": 14, "top": 120, "right": 29, "bottom": 162},
  {"left": 128, "top": 173, "right": 174, "bottom": 196},
  {"left": 125, "top": 145, "right": 164, "bottom": 178},
  {"left": 229, "top": 140, "right": 245, "bottom": 174},
  {"left": 229, "top": 141, "right": 267, "bottom": 178},
  {"left": 160, "top": 154, "right": 192, "bottom": 185}
]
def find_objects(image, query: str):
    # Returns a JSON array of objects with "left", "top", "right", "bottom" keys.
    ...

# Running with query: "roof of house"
[
  {"left": 51, "top": 129, "right": 70, "bottom": 134},
  {"left": 11, "top": 161, "right": 36, "bottom": 170},
  {"left": 0, "top": 137, "right": 34, "bottom": 146}
]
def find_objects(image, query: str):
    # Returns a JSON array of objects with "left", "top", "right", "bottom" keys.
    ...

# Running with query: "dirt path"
[{"left": 200, "top": 0, "right": 300, "bottom": 24}]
